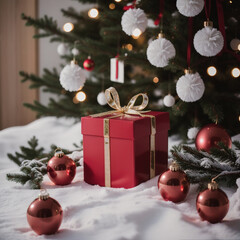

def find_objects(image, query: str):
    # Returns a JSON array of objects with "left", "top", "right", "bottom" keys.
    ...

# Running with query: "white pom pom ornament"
[
  {"left": 163, "top": 94, "right": 175, "bottom": 107},
  {"left": 230, "top": 38, "right": 240, "bottom": 51},
  {"left": 176, "top": 71, "right": 205, "bottom": 102},
  {"left": 121, "top": 8, "right": 147, "bottom": 36},
  {"left": 193, "top": 22, "right": 224, "bottom": 57},
  {"left": 153, "top": 88, "right": 162, "bottom": 97},
  {"left": 97, "top": 91, "right": 107, "bottom": 105},
  {"left": 176, "top": 0, "right": 204, "bottom": 17},
  {"left": 147, "top": 34, "right": 176, "bottom": 68},
  {"left": 59, "top": 61, "right": 86, "bottom": 92},
  {"left": 71, "top": 48, "right": 79, "bottom": 56},
  {"left": 187, "top": 127, "right": 199, "bottom": 139},
  {"left": 57, "top": 43, "right": 68, "bottom": 56}
]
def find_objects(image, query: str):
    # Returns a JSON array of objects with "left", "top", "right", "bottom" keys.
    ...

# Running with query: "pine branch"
[
  {"left": 7, "top": 136, "right": 44, "bottom": 166},
  {"left": 233, "top": 141, "right": 240, "bottom": 151},
  {"left": 6, "top": 136, "right": 83, "bottom": 189},
  {"left": 171, "top": 141, "right": 240, "bottom": 188},
  {"left": 21, "top": 13, "right": 74, "bottom": 42},
  {"left": 200, "top": 100, "right": 224, "bottom": 124},
  {"left": 209, "top": 142, "right": 237, "bottom": 165},
  {"left": 6, "top": 173, "right": 31, "bottom": 185}
]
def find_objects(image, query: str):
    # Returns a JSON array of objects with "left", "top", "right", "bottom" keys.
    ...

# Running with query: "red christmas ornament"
[
  {"left": 27, "top": 189, "right": 63, "bottom": 235},
  {"left": 195, "top": 123, "right": 231, "bottom": 152},
  {"left": 158, "top": 161, "right": 190, "bottom": 203},
  {"left": 196, "top": 181, "right": 229, "bottom": 223},
  {"left": 47, "top": 148, "right": 76, "bottom": 185},
  {"left": 83, "top": 56, "right": 95, "bottom": 71}
]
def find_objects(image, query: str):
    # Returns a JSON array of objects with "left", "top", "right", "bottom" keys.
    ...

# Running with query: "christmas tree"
[{"left": 21, "top": 0, "right": 240, "bottom": 138}]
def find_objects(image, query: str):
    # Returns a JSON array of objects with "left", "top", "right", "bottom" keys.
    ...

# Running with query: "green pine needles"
[
  {"left": 171, "top": 141, "right": 240, "bottom": 189},
  {"left": 6, "top": 136, "right": 82, "bottom": 189}
]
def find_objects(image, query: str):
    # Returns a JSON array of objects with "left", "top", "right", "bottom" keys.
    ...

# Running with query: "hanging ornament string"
[
  {"left": 216, "top": 0, "right": 240, "bottom": 61},
  {"left": 187, "top": 17, "right": 193, "bottom": 68},
  {"left": 204, "top": 0, "right": 211, "bottom": 20},
  {"left": 115, "top": 54, "right": 119, "bottom": 80},
  {"left": 154, "top": 0, "right": 164, "bottom": 27},
  {"left": 123, "top": 0, "right": 136, "bottom": 10},
  {"left": 216, "top": 0, "right": 226, "bottom": 51},
  {"left": 115, "top": 34, "right": 120, "bottom": 80}
]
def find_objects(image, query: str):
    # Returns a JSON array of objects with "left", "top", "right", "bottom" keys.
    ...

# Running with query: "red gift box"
[{"left": 81, "top": 111, "right": 170, "bottom": 188}]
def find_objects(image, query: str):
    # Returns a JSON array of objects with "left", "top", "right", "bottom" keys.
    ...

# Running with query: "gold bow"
[{"left": 91, "top": 87, "right": 149, "bottom": 118}]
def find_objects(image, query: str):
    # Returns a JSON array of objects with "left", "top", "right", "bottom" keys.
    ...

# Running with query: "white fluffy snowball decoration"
[
  {"left": 59, "top": 61, "right": 86, "bottom": 92},
  {"left": 176, "top": 0, "right": 204, "bottom": 17},
  {"left": 57, "top": 43, "right": 68, "bottom": 56},
  {"left": 193, "top": 26, "right": 224, "bottom": 57},
  {"left": 176, "top": 72, "right": 205, "bottom": 102},
  {"left": 97, "top": 91, "right": 107, "bottom": 105},
  {"left": 71, "top": 48, "right": 79, "bottom": 56},
  {"left": 153, "top": 88, "right": 162, "bottom": 97},
  {"left": 163, "top": 94, "right": 175, "bottom": 107},
  {"left": 230, "top": 38, "right": 240, "bottom": 51},
  {"left": 187, "top": 127, "right": 199, "bottom": 140},
  {"left": 157, "top": 99, "right": 164, "bottom": 107},
  {"left": 121, "top": 8, "right": 147, "bottom": 36},
  {"left": 147, "top": 37, "right": 176, "bottom": 67}
]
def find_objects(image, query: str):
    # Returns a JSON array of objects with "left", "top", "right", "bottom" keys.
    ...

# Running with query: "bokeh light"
[
  {"left": 88, "top": 8, "right": 99, "bottom": 18},
  {"left": 63, "top": 22, "right": 74, "bottom": 32}
]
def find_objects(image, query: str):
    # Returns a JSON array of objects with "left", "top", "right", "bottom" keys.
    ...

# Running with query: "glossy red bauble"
[
  {"left": 158, "top": 162, "right": 190, "bottom": 203},
  {"left": 27, "top": 190, "right": 63, "bottom": 235},
  {"left": 83, "top": 57, "right": 95, "bottom": 71},
  {"left": 47, "top": 150, "right": 76, "bottom": 185},
  {"left": 195, "top": 123, "right": 231, "bottom": 152},
  {"left": 196, "top": 183, "right": 229, "bottom": 223}
]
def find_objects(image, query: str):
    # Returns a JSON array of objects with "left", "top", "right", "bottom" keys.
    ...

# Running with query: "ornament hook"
[
  {"left": 54, "top": 148, "right": 64, "bottom": 158},
  {"left": 39, "top": 189, "right": 49, "bottom": 200}
]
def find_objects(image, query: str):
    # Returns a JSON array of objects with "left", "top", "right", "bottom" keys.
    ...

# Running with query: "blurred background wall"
[{"left": 0, "top": 0, "right": 90, "bottom": 130}]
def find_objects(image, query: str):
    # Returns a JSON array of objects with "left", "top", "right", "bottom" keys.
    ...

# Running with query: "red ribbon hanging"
[
  {"left": 154, "top": 0, "right": 164, "bottom": 26},
  {"left": 123, "top": 0, "right": 136, "bottom": 10},
  {"left": 187, "top": 17, "right": 193, "bottom": 68},
  {"left": 204, "top": 0, "right": 211, "bottom": 20},
  {"left": 115, "top": 54, "right": 119, "bottom": 80},
  {"left": 216, "top": 0, "right": 240, "bottom": 61}
]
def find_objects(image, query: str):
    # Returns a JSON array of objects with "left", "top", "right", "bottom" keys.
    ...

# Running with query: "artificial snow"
[{"left": 0, "top": 117, "right": 240, "bottom": 240}]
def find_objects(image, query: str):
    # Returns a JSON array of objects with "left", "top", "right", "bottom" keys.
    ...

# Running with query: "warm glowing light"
[
  {"left": 125, "top": 44, "right": 133, "bottom": 51},
  {"left": 239, "top": 115, "right": 240, "bottom": 122},
  {"left": 88, "top": 8, "right": 99, "bottom": 18},
  {"left": 109, "top": 3, "right": 115, "bottom": 9},
  {"left": 207, "top": 66, "right": 217, "bottom": 76},
  {"left": 153, "top": 77, "right": 159, "bottom": 83},
  {"left": 115, "top": 0, "right": 122, "bottom": 2},
  {"left": 132, "top": 28, "right": 142, "bottom": 39},
  {"left": 231, "top": 67, "right": 240, "bottom": 78},
  {"left": 76, "top": 91, "right": 86, "bottom": 102},
  {"left": 238, "top": 44, "right": 240, "bottom": 51},
  {"left": 229, "top": 0, "right": 232, "bottom": 3},
  {"left": 63, "top": 22, "right": 74, "bottom": 32}
]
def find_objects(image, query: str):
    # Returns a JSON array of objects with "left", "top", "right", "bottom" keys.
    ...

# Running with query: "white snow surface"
[{"left": 0, "top": 117, "right": 240, "bottom": 240}]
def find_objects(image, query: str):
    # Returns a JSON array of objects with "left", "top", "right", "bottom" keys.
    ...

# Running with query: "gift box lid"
[{"left": 81, "top": 111, "right": 170, "bottom": 140}]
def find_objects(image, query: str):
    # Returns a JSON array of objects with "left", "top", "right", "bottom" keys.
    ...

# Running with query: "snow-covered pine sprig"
[
  {"left": 170, "top": 141, "right": 240, "bottom": 189},
  {"left": 6, "top": 136, "right": 82, "bottom": 189}
]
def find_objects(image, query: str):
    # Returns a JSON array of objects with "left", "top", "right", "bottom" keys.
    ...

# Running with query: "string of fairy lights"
[{"left": 61, "top": 0, "right": 240, "bottom": 103}]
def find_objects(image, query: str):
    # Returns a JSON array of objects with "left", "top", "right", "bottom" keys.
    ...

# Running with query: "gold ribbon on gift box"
[{"left": 91, "top": 87, "right": 156, "bottom": 187}]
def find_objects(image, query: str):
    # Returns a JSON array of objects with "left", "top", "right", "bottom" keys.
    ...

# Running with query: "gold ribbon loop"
[
  {"left": 126, "top": 93, "right": 149, "bottom": 111},
  {"left": 105, "top": 87, "right": 122, "bottom": 111}
]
